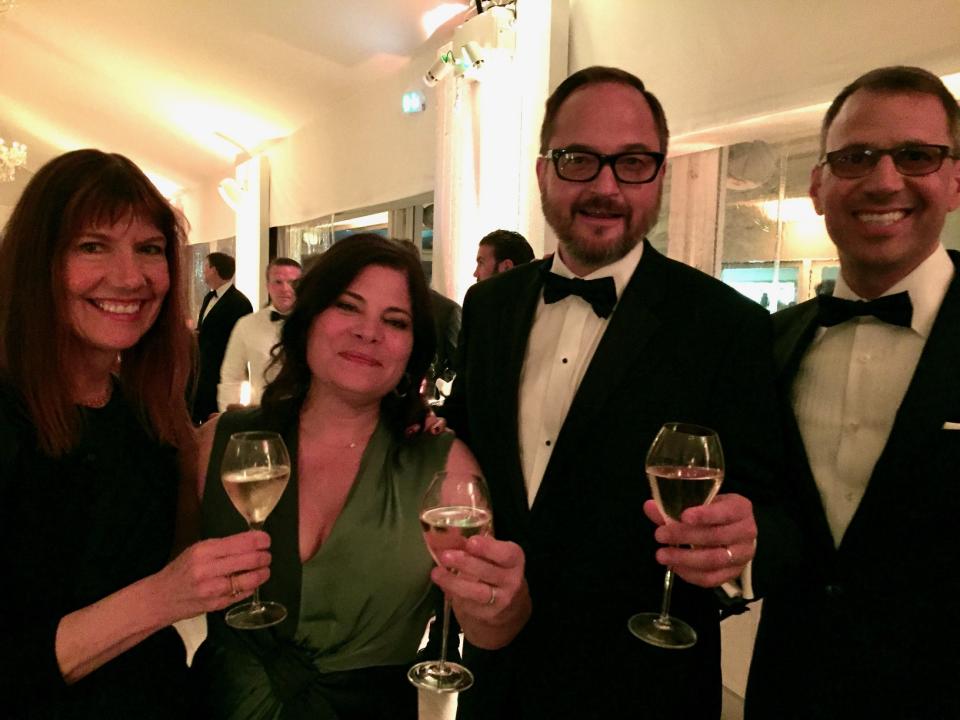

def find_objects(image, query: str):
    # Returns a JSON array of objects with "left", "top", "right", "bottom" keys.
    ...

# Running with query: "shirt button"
[
  {"left": 857, "top": 353, "right": 871, "bottom": 363},
  {"left": 545, "top": 440, "right": 552, "bottom": 447},
  {"left": 561, "top": 358, "right": 568, "bottom": 364}
]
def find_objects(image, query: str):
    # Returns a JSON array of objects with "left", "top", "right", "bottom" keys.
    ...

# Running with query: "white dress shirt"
[
  {"left": 792, "top": 244, "right": 954, "bottom": 546},
  {"left": 217, "top": 305, "right": 284, "bottom": 410},
  {"left": 518, "top": 241, "right": 644, "bottom": 506}
]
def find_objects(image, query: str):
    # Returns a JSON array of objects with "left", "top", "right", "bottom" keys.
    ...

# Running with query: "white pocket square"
[{"left": 943, "top": 422, "right": 960, "bottom": 430}]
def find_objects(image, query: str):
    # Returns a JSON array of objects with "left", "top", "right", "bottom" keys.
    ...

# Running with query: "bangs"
[{"left": 60, "top": 156, "right": 177, "bottom": 245}]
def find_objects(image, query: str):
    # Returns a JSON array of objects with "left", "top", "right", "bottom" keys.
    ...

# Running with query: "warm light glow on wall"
[
  {"left": 758, "top": 197, "right": 819, "bottom": 224},
  {"left": 164, "top": 99, "right": 289, "bottom": 161},
  {"left": 422, "top": 3, "right": 468, "bottom": 37}
]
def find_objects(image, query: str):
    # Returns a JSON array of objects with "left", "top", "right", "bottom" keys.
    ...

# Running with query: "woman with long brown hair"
[
  {"left": 0, "top": 149, "right": 271, "bottom": 718},
  {"left": 192, "top": 234, "right": 522, "bottom": 719}
]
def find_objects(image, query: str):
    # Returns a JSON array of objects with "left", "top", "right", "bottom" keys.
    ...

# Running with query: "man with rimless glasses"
[
  {"left": 747, "top": 66, "right": 960, "bottom": 719},
  {"left": 441, "top": 66, "right": 783, "bottom": 719}
]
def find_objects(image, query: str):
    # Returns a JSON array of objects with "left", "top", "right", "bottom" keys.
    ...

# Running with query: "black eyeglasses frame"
[
  {"left": 542, "top": 148, "right": 666, "bottom": 185},
  {"left": 820, "top": 143, "right": 957, "bottom": 179}
]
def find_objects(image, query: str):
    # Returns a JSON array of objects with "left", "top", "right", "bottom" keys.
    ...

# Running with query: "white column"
[
  {"left": 233, "top": 154, "right": 270, "bottom": 308},
  {"left": 432, "top": 0, "right": 569, "bottom": 304}
]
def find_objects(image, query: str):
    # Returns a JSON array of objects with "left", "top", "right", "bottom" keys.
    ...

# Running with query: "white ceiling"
[{"left": 0, "top": 0, "right": 468, "bottom": 202}]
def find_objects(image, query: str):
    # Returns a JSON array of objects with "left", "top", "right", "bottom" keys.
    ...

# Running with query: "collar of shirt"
[
  {"left": 550, "top": 238, "right": 645, "bottom": 301},
  {"left": 212, "top": 279, "right": 233, "bottom": 298},
  {"left": 832, "top": 243, "right": 953, "bottom": 339}
]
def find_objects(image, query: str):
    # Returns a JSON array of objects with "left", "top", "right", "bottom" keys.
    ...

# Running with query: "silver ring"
[
  {"left": 229, "top": 574, "right": 240, "bottom": 597},
  {"left": 725, "top": 547, "right": 735, "bottom": 564},
  {"left": 486, "top": 585, "right": 497, "bottom": 606}
]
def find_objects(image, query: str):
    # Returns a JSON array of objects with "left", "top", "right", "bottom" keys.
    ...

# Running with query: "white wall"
[{"left": 569, "top": 0, "right": 960, "bottom": 141}]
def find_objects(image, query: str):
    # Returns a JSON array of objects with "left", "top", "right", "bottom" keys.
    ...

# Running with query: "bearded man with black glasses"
[
  {"left": 746, "top": 66, "right": 960, "bottom": 720},
  {"left": 439, "top": 65, "right": 784, "bottom": 719}
]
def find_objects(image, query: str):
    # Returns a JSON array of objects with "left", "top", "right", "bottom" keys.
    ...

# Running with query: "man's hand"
[{"left": 643, "top": 493, "right": 756, "bottom": 587}]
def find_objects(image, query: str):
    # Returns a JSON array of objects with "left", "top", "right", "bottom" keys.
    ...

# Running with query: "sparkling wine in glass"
[
  {"left": 408, "top": 471, "right": 493, "bottom": 693},
  {"left": 221, "top": 431, "right": 291, "bottom": 630},
  {"left": 628, "top": 422, "right": 724, "bottom": 649}
]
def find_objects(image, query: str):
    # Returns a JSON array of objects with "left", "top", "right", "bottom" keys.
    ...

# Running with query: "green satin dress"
[{"left": 194, "top": 407, "right": 453, "bottom": 720}]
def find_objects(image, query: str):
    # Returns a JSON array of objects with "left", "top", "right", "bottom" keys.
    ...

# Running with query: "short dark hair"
[
  {"left": 479, "top": 229, "right": 535, "bottom": 266},
  {"left": 540, "top": 66, "right": 670, "bottom": 155},
  {"left": 820, "top": 66, "right": 960, "bottom": 155},
  {"left": 266, "top": 256, "right": 302, "bottom": 279},
  {"left": 261, "top": 233, "right": 435, "bottom": 440},
  {"left": 0, "top": 149, "right": 193, "bottom": 456},
  {"left": 206, "top": 252, "right": 236, "bottom": 281}
]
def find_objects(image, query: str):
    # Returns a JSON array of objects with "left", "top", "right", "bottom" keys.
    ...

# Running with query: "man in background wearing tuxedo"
[
  {"left": 473, "top": 229, "right": 535, "bottom": 282},
  {"left": 192, "top": 252, "right": 252, "bottom": 424},
  {"left": 439, "top": 66, "right": 782, "bottom": 719},
  {"left": 217, "top": 257, "right": 301, "bottom": 410},
  {"left": 747, "top": 66, "right": 960, "bottom": 719}
]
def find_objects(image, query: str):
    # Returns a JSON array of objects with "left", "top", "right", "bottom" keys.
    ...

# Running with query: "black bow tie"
[
  {"left": 817, "top": 291, "right": 913, "bottom": 328},
  {"left": 542, "top": 270, "right": 617, "bottom": 318},
  {"left": 270, "top": 311, "right": 286, "bottom": 322}
]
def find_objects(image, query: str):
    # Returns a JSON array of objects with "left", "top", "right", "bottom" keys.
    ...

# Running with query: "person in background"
[
  {"left": 442, "top": 66, "right": 782, "bottom": 719},
  {"left": 747, "top": 65, "right": 960, "bottom": 720},
  {"left": 192, "top": 234, "right": 511, "bottom": 720},
  {"left": 0, "top": 149, "right": 271, "bottom": 718},
  {"left": 193, "top": 251, "right": 252, "bottom": 423},
  {"left": 472, "top": 229, "right": 535, "bottom": 282},
  {"left": 218, "top": 257, "right": 302, "bottom": 410},
  {"left": 395, "top": 239, "right": 461, "bottom": 400}
]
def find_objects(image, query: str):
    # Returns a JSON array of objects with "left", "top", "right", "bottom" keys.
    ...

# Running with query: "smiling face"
[
  {"left": 811, "top": 90, "right": 960, "bottom": 296},
  {"left": 267, "top": 264, "right": 301, "bottom": 314},
  {"left": 63, "top": 215, "right": 170, "bottom": 368},
  {"left": 306, "top": 264, "right": 414, "bottom": 404},
  {"left": 537, "top": 82, "right": 665, "bottom": 277}
]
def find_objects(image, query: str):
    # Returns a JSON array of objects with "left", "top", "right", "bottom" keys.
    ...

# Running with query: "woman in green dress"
[{"left": 194, "top": 234, "right": 497, "bottom": 719}]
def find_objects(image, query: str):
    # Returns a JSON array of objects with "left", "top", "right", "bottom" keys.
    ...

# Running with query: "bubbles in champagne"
[
  {"left": 420, "top": 506, "right": 492, "bottom": 565},
  {"left": 223, "top": 466, "right": 290, "bottom": 525}
]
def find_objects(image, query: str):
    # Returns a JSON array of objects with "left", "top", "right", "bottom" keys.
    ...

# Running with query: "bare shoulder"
[{"left": 444, "top": 437, "right": 482, "bottom": 476}]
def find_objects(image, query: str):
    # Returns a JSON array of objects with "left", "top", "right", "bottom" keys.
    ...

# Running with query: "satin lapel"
[
  {"left": 843, "top": 255, "right": 960, "bottom": 549},
  {"left": 538, "top": 244, "right": 665, "bottom": 488},
  {"left": 492, "top": 262, "right": 547, "bottom": 529}
]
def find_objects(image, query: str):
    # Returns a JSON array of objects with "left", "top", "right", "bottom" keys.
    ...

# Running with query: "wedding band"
[
  {"left": 725, "top": 547, "right": 735, "bottom": 564},
  {"left": 486, "top": 585, "right": 497, "bottom": 606},
  {"left": 229, "top": 574, "right": 240, "bottom": 597}
]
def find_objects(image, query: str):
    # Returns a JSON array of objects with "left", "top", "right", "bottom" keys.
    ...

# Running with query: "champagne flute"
[
  {"left": 408, "top": 471, "right": 493, "bottom": 693},
  {"left": 221, "top": 431, "right": 291, "bottom": 630},
  {"left": 628, "top": 422, "right": 724, "bottom": 649}
]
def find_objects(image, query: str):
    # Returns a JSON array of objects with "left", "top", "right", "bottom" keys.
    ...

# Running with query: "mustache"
[{"left": 573, "top": 196, "right": 630, "bottom": 215}]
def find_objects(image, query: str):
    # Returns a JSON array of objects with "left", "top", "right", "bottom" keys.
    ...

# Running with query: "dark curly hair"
[{"left": 260, "top": 233, "right": 435, "bottom": 440}]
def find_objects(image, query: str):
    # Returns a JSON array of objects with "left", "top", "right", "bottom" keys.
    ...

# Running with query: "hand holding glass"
[
  {"left": 221, "top": 431, "right": 291, "bottom": 630},
  {"left": 408, "top": 471, "right": 493, "bottom": 693},
  {"left": 629, "top": 422, "right": 724, "bottom": 649}
]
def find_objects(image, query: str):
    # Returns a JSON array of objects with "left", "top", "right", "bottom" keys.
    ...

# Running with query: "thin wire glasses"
[
  {"left": 821, "top": 144, "right": 956, "bottom": 179},
  {"left": 543, "top": 148, "right": 665, "bottom": 184}
]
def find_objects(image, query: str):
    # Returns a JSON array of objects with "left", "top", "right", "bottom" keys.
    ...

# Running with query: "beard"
[{"left": 541, "top": 188, "right": 662, "bottom": 273}]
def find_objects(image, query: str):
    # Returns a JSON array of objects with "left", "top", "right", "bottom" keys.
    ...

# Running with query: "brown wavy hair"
[
  {"left": 261, "top": 233, "right": 435, "bottom": 439},
  {"left": 0, "top": 149, "right": 194, "bottom": 455}
]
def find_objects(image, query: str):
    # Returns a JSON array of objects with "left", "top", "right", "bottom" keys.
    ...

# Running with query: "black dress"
[{"left": 0, "top": 384, "right": 196, "bottom": 719}]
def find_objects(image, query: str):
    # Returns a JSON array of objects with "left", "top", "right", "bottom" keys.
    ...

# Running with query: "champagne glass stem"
[
  {"left": 438, "top": 595, "right": 452, "bottom": 674},
  {"left": 657, "top": 567, "right": 675, "bottom": 627},
  {"left": 249, "top": 521, "right": 263, "bottom": 612}
]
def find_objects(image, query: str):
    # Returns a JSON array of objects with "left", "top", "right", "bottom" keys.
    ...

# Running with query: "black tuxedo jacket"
[
  {"left": 446, "top": 242, "right": 782, "bottom": 720},
  {"left": 192, "top": 284, "right": 252, "bottom": 423},
  {"left": 429, "top": 288, "right": 462, "bottom": 378},
  {"left": 746, "top": 250, "right": 960, "bottom": 720}
]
